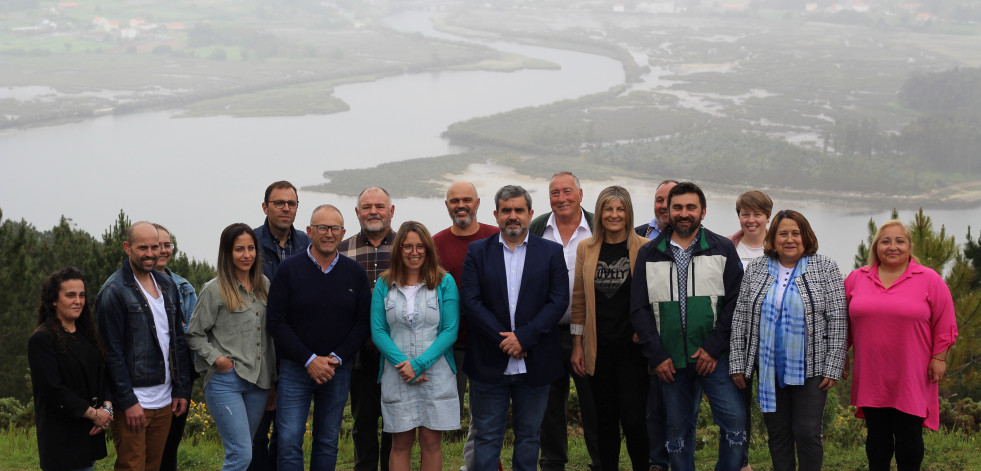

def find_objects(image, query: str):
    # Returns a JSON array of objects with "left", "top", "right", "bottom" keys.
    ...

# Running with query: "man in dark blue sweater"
[{"left": 267, "top": 204, "right": 372, "bottom": 471}]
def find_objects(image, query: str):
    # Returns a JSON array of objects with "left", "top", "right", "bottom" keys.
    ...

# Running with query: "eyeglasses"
[
  {"left": 311, "top": 224, "right": 344, "bottom": 236},
  {"left": 401, "top": 244, "right": 426, "bottom": 254},
  {"left": 160, "top": 243, "right": 175, "bottom": 250},
  {"left": 270, "top": 200, "right": 299, "bottom": 210}
]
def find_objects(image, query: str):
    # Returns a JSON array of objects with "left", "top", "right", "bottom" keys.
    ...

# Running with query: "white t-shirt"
[
  {"left": 736, "top": 242, "right": 765, "bottom": 265},
  {"left": 134, "top": 277, "right": 173, "bottom": 409},
  {"left": 398, "top": 283, "right": 424, "bottom": 325}
]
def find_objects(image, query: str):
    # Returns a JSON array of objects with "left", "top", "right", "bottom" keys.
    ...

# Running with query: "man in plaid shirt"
[{"left": 338, "top": 186, "right": 396, "bottom": 471}]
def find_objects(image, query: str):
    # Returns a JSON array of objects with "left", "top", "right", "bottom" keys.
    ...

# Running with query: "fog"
[{"left": 2, "top": 0, "right": 981, "bottom": 270}]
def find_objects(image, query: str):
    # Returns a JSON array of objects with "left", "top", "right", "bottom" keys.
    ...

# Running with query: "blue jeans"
[
  {"left": 470, "top": 375, "right": 550, "bottom": 471},
  {"left": 276, "top": 359, "right": 352, "bottom": 471},
  {"left": 661, "top": 358, "right": 746, "bottom": 471},
  {"left": 648, "top": 374, "right": 701, "bottom": 469},
  {"left": 206, "top": 368, "right": 269, "bottom": 471},
  {"left": 67, "top": 463, "right": 94, "bottom": 471}
]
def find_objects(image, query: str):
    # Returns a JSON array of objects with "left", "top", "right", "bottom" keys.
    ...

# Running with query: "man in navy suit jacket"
[{"left": 461, "top": 185, "right": 569, "bottom": 471}]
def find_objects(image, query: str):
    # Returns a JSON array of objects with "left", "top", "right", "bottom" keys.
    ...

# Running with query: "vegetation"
[{"left": 0, "top": 208, "right": 214, "bottom": 402}]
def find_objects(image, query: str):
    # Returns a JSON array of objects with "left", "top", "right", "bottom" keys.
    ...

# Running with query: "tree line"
[{"left": 0, "top": 209, "right": 215, "bottom": 402}]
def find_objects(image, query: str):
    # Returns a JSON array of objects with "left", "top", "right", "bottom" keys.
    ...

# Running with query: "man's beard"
[
  {"left": 672, "top": 217, "right": 700, "bottom": 238},
  {"left": 504, "top": 225, "right": 526, "bottom": 238},
  {"left": 452, "top": 208, "right": 474, "bottom": 228}
]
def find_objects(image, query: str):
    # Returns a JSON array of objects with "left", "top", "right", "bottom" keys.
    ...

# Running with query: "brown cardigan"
[{"left": 570, "top": 232, "right": 648, "bottom": 375}]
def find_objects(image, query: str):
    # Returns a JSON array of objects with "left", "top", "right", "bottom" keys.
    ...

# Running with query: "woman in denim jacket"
[{"left": 371, "top": 221, "right": 460, "bottom": 471}]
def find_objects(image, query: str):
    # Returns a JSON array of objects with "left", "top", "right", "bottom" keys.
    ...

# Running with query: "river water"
[{"left": 0, "top": 11, "right": 977, "bottom": 272}]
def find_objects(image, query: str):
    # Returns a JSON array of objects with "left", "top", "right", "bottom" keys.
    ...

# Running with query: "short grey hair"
[
  {"left": 495, "top": 185, "right": 532, "bottom": 211},
  {"left": 357, "top": 187, "right": 392, "bottom": 206},
  {"left": 550, "top": 171, "right": 581, "bottom": 190}
]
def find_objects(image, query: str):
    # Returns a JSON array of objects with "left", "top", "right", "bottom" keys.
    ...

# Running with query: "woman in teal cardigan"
[{"left": 371, "top": 221, "right": 460, "bottom": 471}]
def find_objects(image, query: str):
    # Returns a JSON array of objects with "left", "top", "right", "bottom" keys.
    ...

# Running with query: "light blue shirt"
[
  {"left": 499, "top": 232, "right": 529, "bottom": 375},
  {"left": 304, "top": 246, "right": 342, "bottom": 367},
  {"left": 306, "top": 245, "right": 340, "bottom": 274},
  {"left": 644, "top": 219, "right": 664, "bottom": 240}
]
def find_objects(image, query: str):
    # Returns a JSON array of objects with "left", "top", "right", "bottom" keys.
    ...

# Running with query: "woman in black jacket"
[{"left": 28, "top": 267, "right": 114, "bottom": 471}]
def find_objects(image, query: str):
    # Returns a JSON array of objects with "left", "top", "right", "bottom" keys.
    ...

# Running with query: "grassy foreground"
[{"left": 3, "top": 399, "right": 980, "bottom": 471}]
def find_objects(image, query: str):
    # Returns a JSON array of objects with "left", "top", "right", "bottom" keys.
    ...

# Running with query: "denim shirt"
[
  {"left": 95, "top": 259, "right": 192, "bottom": 409},
  {"left": 254, "top": 218, "right": 312, "bottom": 280},
  {"left": 163, "top": 267, "right": 197, "bottom": 332}
]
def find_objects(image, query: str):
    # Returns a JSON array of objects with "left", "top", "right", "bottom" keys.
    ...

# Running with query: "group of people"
[{"left": 29, "top": 174, "right": 957, "bottom": 471}]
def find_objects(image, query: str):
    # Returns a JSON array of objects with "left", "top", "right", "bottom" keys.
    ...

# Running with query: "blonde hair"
[
  {"left": 866, "top": 220, "right": 919, "bottom": 267},
  {"left": 588, "top": 186, "right": 635, "bottom": 246}
]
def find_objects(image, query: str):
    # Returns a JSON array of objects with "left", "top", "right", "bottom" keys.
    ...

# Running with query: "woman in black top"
[
  {"left": 28, "top": 267, "right": 114, "bottom": 471},
  {"left": 570, "top": 186, "right": 651, "bottom": 470}
]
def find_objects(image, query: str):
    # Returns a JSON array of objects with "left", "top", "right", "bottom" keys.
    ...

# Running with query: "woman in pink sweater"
[{"left": 845, "top": 220, "right": 958, "bottom": 471}]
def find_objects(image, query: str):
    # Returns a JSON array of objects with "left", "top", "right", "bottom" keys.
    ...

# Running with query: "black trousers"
[
  {"left": 762, "top": 376, "right": 828, "bottom": 471},
  {"left": 161, "top": 357, "right": 197, "bottom": 471},
  {"left": 539, "top": 329, "right": 602, "bottom": 471},
  {"left": 588, "top": 342, "right": 650, "bottom": 471},
  {"left": 248, "top": 409, "right": 277, "bottom": 471},
  {"left": 863, "top": 407, "right": 925, "bottom": 471},
  {"left": 350, "top": 348, "right": 391, "bottom": 471},
  {"left": 160, "top": 404, "right": 187, "bottom": 471}
]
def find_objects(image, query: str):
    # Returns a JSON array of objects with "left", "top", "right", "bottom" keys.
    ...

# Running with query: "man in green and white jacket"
[{"left": 629, "top": 182, "right": 746, "bottom": 471}]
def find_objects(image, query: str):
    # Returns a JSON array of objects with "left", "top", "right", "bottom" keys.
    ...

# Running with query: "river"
[{"left": 0, "top": 11, "right": 977, "bottom": 273}]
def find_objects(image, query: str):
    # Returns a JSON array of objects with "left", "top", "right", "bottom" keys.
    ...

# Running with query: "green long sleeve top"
[{"left": 185, "top": 277, "right": 275, "bottom": 389}]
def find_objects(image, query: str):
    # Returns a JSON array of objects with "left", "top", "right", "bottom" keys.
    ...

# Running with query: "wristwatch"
[{"left": 102, "top": 402, "right": 114, "bottom": 418}]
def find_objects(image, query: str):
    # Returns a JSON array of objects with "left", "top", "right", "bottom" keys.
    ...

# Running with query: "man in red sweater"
[{"left": 432, "top": 181, "right": 498, "bottom": 471}]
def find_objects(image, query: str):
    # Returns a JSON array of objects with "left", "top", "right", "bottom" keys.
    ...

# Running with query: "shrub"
[
  {"left": 183, "top": 400, "right": 219, "bottom": 442},
  {"left": 0, "top": 397, "right": 33, "bottom": 429}
]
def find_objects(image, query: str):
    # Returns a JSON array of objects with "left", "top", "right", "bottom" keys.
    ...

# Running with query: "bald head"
[
  {"left": 445, "top": 181, "right": 481, "bottom": 230},
  {"left": 445, "top": 181, "right": 477, "bottom": 201},
  {"left": 311, "top": 204, "right": 343, "bottom": 225},
  {"left": 126, "top": 221, "right": 157, "bottom": 243},
  {"left": 124, "top": 221, "right": 160, "bottom": 275}
]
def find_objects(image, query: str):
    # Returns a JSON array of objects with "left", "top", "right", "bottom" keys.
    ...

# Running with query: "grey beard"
[
  {"left": 504, "top": 226, "right": 526, "bottom": 238},
  {"left": 453, "top": 214, "right": 475, "bottom": 228}
]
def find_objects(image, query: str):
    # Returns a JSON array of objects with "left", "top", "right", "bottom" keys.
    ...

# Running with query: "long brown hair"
[
  {"left": 35, "top": 267, "right": 105, "bottom": 357},
  {"left": 216, "top": 223, "right": 267, "bottom": 311},
  {"left": 379, "top": 221, "right": 446, "bottom": 289}
]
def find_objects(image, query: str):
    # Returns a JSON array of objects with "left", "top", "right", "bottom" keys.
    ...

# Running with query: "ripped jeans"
[
  {"left": 205, "top": 368, "right": 269, "bottom": 471},
  {"left": 660, "top": 357, "right": 747, "bottom": 471}
]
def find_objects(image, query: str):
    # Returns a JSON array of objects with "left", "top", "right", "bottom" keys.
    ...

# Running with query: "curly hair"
[{"left": 35, "top": 267, "right": 105, "bottom": 357}]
